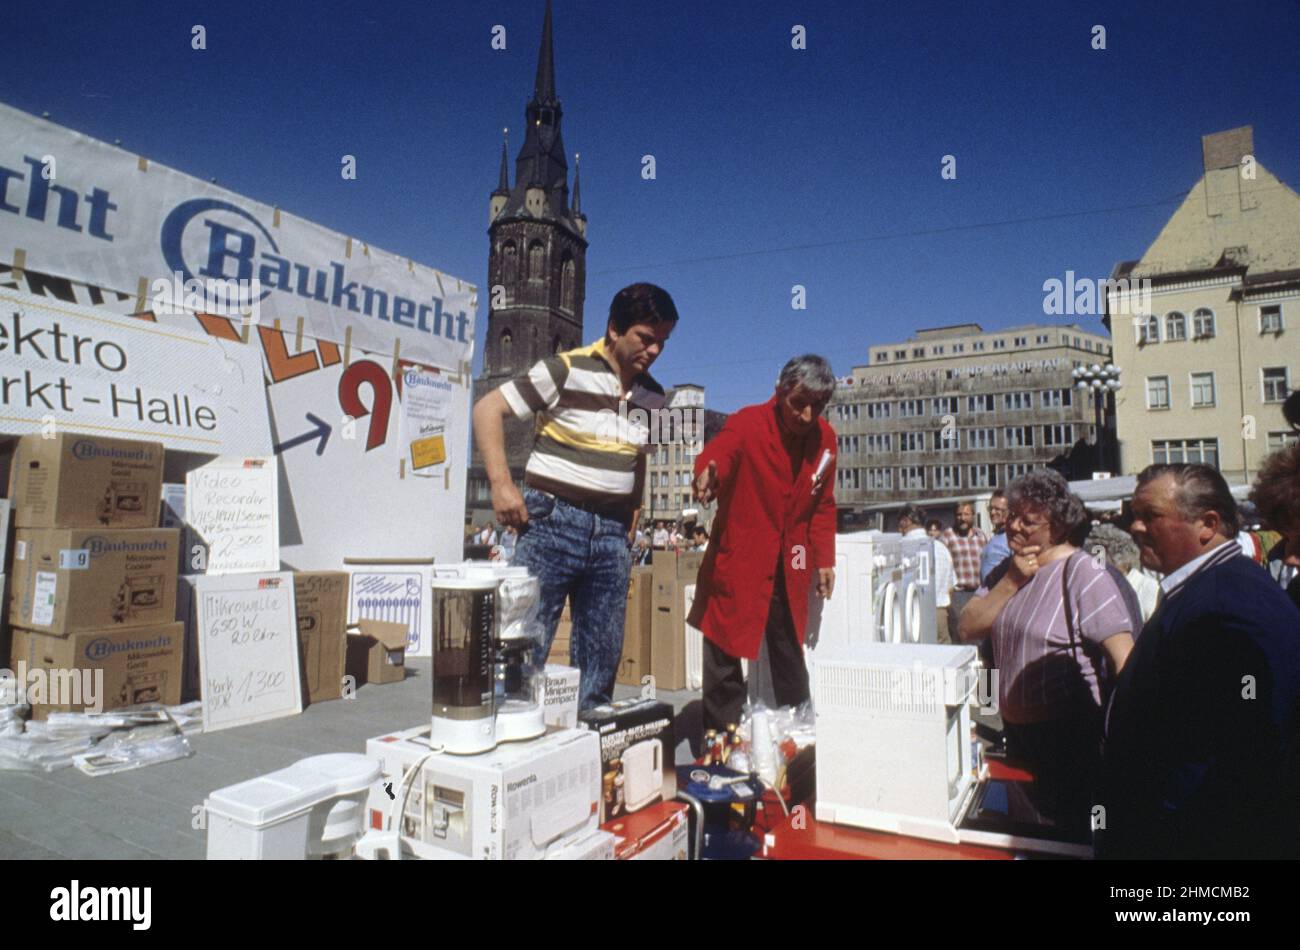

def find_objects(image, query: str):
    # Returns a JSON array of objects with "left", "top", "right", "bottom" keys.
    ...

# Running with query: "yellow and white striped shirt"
[{"left": 500, "top": 339, "right": 665, "bottom": 508}]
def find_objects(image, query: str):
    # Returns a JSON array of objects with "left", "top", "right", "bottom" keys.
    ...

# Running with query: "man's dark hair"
[
  {"left": 606, "top": 283, "right": 679, "bottom": 343},
  {"left": 1137, "top": 463, "right": 1240, "bottom": 537},
  {"left": 899, "top": 504, "right": 927, "bottom": 527},
  {"left": 990, "top": 489, "right": 1007, "bottom": 501},
  {"left": 925, "top": 518, "right": 943, "bottom": 532},
  {"left": 1283, "top": 390, "right": 1300, "bottom": 432}
]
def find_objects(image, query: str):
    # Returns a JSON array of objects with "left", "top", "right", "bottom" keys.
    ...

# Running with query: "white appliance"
[
  {"left": 204, "top": 754, "right": 381, "bottom": 859},
  {"left": 360, "top": 725, "right": 600, "bottom": 860},
  {"left": 684, "top": 583, "right": 745, "bottom": 690},
  {"left": 814, "top": 643, "right": 983, "bottom": 844},
  {"left": 622, "top": 738, "right": 663, "bottom": 812},
  {"left": 896, "top": 535, "right": 938, "bottom": 645}
]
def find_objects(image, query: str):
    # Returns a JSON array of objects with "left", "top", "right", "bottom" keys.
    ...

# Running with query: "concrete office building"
[
  {"left": 827, "top": 323, "right": 1114, "bottom": 512},
  {"left": 1106, "top": 126, "right": 1300, "bottom": 484},
  {"left": 642, "top": 384, "right": 727, "bottom": 523}
]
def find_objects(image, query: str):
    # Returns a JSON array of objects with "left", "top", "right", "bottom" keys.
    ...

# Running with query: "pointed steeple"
[
  {"left": 534, "top": 0, "right": 557, "bottom": 104},
  {"left": 571, "top": 152, "right": 582, "bottom": 214},
  {"left": 494, "top": 128, "right": 510, "bottom": 195}
]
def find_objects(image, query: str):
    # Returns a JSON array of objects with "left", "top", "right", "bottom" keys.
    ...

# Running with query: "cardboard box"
[
  {"left": 9, "top": 433, "right": 164, "bottom": 529},
  {"left": 580, "top": 697, "right": 676, "bottom": 823},
  {"left": 177, "top": 574, "right": 200, "bottom": 702},
  {"left": 650, "top": 584, "right": 689, "bottom": 691},
  {"left": 544, "top": 664, "right": 581, "bottom": 728},
  {"left": 9, "top": 528, "right": 180, "bottom": 635},
  {"left": 617, "top": 566, "right": 653, "bottom": 686},
  {"left": 604, "top": 800, "right": 690, "bottom": 860},
  {"left": 0, "top": 498, "right": 12, "bottom": 570},
  {"left": 9, "top": 622, "right": 184, "bottom": 721},
  {"left": 346, "top": 619, "right": 407, "bottom": 685},
  {"left": 364, "top": 725, "right": 601, "bottom": 859},
  {"left": 294, "top": 571, "right": 348, "bottom": 705},
  {"left": 544, "top": 828, "right": 616, "bottom": 860},
  {"left": 676, "top": 551, "right": 704, "bottom": 580}
]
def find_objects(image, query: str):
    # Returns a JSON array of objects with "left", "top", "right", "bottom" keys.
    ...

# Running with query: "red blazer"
[{"left": 687, "top": 397, "right": 837, "bottom": 659}]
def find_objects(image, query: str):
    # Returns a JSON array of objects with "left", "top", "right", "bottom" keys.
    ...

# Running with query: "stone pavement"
[{"left": 0, "top": 659, "right": 702, "bottom": 860}]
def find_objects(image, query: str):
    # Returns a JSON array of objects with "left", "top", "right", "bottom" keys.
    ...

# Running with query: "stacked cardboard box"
[
  {"left": 617, "top": 566, "right": 653, "bottom": 687},
  {"left": 294, "top": 571, "right": 348, "bottom": 705},
  {"left": 649, "top": 551, "right": 702, "bottom": 691},
  {"left": 5, "top": 434, "right": 181, "bottom": 719},
  {"left": 546, "top": 597, "right": 572, "bottom": 666}
]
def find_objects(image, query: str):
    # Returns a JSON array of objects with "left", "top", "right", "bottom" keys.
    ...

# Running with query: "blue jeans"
[{"left": 512, "top": 488, "right": 632, "bottom": 709}]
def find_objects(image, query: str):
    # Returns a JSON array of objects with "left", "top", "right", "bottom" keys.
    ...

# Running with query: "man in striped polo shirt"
[{"left": 472, "top": 283, "right": 679, "bottom": 709}]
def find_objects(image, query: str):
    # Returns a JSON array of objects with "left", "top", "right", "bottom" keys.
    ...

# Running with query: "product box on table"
[
  {"left": 544, "top": 664, "right": 581, "bottom": 728},
  {"left": 9, "top": 622, "right": 184, "bottom": 721},
  {"left": 8, "top": 433, "right": 164, "bottom": 529},
  {"left": 602, "top": 799, "right": 690, "bottom": 860},
  {"left": 363, "top": 725, "right": 601, "bottom": 859},
  {"left": 579, "top": 697, "right": 675, "bottom": 822},
  {"left": 9, "top": 527, "right": 179, "bottom": 635}
]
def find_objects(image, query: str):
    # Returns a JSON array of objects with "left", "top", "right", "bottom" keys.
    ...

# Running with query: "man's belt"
[{"left": 538, "top": 488, "right": 633, "bottom": 525}]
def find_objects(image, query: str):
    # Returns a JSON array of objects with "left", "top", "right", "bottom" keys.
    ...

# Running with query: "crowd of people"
[
  {"left": 470, "top": 278, "right": 1300, "bottom": 859},
  {"left": 914, "top": 453, "right": 1300, "bottom": 859}
]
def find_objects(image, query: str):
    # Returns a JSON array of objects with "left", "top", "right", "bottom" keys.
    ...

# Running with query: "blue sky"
[{"left": 3, "top": 0, "right": 1298, "bottom": 410}]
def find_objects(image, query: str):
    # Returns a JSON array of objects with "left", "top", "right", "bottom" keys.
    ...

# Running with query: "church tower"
[{"left": 470, "top": 0, "right": 588, "bottom": 510}]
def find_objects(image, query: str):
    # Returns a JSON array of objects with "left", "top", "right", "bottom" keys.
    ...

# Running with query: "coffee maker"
[{"left": 430, "top": 565, "right": 546, "bottom": 754}]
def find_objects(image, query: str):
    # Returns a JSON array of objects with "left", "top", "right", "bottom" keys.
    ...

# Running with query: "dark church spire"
[
  {"left": 494, "top": 128, "right": 510, "bottom": 195},
  {"left": 571, "top": 152, "right": 582, "bottom": 214},
  {"left": 534, "top": 0, "right": 557, "bottom": 104}
]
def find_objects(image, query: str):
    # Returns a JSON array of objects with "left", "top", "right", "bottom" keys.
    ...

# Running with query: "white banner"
[
  {"left": 0, "top": 287, "right": 270, "bottom": 455},
  {"left": 0, "top": 101, "right": 476, "bottom": 371}
]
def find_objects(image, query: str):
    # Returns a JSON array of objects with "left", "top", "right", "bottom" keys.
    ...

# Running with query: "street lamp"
[{"left": 1073, "top": 363, "right": 1122, "bottom": 474}]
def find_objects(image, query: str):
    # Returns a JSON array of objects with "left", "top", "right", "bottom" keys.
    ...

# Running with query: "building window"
[
  {"left": 895, "top": 349, "right": 907, "bottom": 360},
  {"left": 1263, "top": 367, "right": 1290, "bottom": 403},
  {"left": 561, "top": 256, "right": 576, "bottom": 312},
  {"left": 1268, "top": 431, "right": 1300, "bottom": 452},
  {"left": 1153, "top": 438, "right": 1219, "bottom": 468},
  {"left": 1139, "top": 314, "right": 1159, "bottom": 344},
  {"left": 899, "top": 399, "right": 926, "bottom": 418},
  {"left": 973, "top": 341, "right": 986, "bottom": 351},
  {"left": 968, "top": 464, "right": 997, "bottom": 488},
  {"left": 932, "top": 396, "right": 958, "bottom": 415},
  {"left": 1041, "top": 388, "right": 1072, "bottom": 408},
  {"left": 968, "top": 394, "right": 996, "bottom": 413},
  {"left": 900, "top": 466, "right": 926, "bottom": 490},
  {"left": 932, "top": 465, "right": 960, "bottom": 489},
  {"left": 868, "top": 468, "right": 893, "bottom": 491},
  {"left": 499, "top": 328, "right": 513, "bottom": 370},
  {"left": 528, "top": 240, "right": 545, "bottom": 280},
  {"left": 1003, "top": 392, "right": 1033, "bottom": 411},
  {"left": 1005, "top": 463, "right": 1033, "bottom": 481},
  {"left": 993, "top": 339, "right": 1006, "bottom": 350},
  {"left": 1146, "top": 376, "right": 1170, "bottom": 410},
  {"left": 867, "top": 433, "right": 892, "bottom": 452},
  {"left": 877, "top": 351, "right": 889, "bottom": 362},
  {"left": 650, "top": 472, "right": 658, "bottom": 489},
  {"left": 954, "top": 343, "right": 965, "bottom": 353},
  {"left": 1190, "top": 372, "right": 1216, "bottom": 408},
  {"left": 1260, "top": 305, "right": 1283, "bottom": 334},
  {"left": 1036, "top": 334, "right": 1049, "bottom": 344},
  {"left": 1014, "top": 336, "right": 1027, "bottom": 347},
  {"left": 934, "top": 428, "right": 958, "bottom": 451},
  {"left": 501, "top": 241, "right": 518, "bottom": 286},
  {"left": 968, "top": 428, "right": 997, "bottom": 450},
  {"left": 1004, "top": 426, "right": 1034, "bottom": 448},
  {"left": 1043, "top": 424, "right": 1074, "bottom": 447},
  {"left": 868, "top": 401, "right": 891, "bottom": 419},
  {"left": 1193, "top": 308, "right": 1215, "bottom": 339},
  {"left": 1165, "top": 312, "right": 1187, "bottom": 341},
  {"left": 934, "top": 346, "right": 945, "bottom": 355},
  {"left": 901, "top": 432, "right": 926, "bottom": 453},
  {"left": 912, "top": 348, "right": 925, "bottom": 358}
]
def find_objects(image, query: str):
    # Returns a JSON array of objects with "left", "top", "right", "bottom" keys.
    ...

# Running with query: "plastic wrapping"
[
  {"left": 72, "top": 728, "right": 192, "bottom": 776},
  {"left": 496, "top": 574, "right": 541, "bottom": 642},
  {"left": 0, "top": 734, "right": 97, "bottom": 771}
]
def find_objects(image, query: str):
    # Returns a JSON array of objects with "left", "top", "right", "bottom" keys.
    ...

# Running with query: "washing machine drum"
[
  {"left": 876, "top": 581, "right": 904, "bottom": 643},
  {"left": 903, "top": 582, "right": 923, "bottom": 642}
]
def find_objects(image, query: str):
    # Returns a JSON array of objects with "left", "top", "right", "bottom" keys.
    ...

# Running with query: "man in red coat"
[{"left": 689, "top": 355, "right": 838, "bottom": 733}]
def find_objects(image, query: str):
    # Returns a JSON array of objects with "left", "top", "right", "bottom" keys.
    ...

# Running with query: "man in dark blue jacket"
[{"left": 1097, "top": 463, "right": 1300, "bottom": 859}]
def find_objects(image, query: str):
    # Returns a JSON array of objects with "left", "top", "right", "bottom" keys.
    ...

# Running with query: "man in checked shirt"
[{"left": 941, "top": 500, "right": 988, "bottom": 645}]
